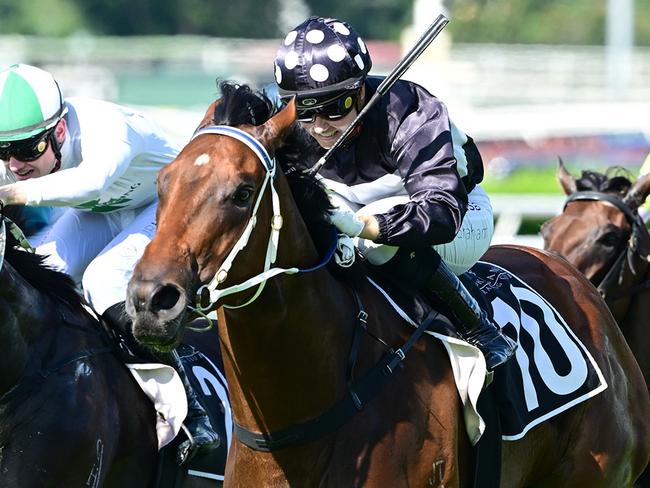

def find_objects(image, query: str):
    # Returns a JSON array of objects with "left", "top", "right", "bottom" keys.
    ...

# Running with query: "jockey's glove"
[{"left": 327, "top": 208, "right": 365, "bottom": 237}]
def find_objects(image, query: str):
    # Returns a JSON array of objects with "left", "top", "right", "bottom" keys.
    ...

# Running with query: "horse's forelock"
[
  {"left": 213, "top": 81, "right": 275, "bottom": 127},
  {"left": 576, "top": 168, "right": 633, "bottom": 195}
]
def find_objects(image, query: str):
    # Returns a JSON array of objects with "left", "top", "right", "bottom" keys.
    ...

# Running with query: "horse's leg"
[{"left": 546, "top": 369, "right": 650, "bottom": 487}]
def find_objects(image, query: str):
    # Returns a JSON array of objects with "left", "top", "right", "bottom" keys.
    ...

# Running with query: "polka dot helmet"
[{"left": 274, "top": 17, "right": 372, "bottom": 111}]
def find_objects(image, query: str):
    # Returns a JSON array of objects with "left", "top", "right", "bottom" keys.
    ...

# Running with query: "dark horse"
[
  {"left": 0, "top": 209, "right": 223, "bottom": 487},
  {"left": 0, "top": 211, "right": 157, "bottom": 487},
  {"left": 541, "top": 161, "right": 650, "bottom": 389},
  {"left": 127, "top": 82, "right": 650, "bottom": 486}
]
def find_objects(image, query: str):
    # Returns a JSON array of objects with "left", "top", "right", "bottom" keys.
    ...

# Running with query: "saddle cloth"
[{"left": 369, "top": 260, "right": 608, "bottom": 444}]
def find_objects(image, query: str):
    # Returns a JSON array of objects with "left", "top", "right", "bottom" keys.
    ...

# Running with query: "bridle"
[
  {"left": 0, "top": 203, "right": 35, "bottom": 273},
  {"left": 563, "top": 191, "right": 650, "bottom": 301},
  {"left": 184, "top": 125, "right": 442, "bottom": 452},
  {"left": 188, "top": 125, "right": 337, "bottom": 316}
]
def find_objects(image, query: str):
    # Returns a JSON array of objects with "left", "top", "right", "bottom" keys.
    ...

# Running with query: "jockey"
[
  {"left": 274, "top": 17, "right": 517, "bottom": 370},
  {"left": 0, "top": 63, "right": 219, "bottom": 460}
]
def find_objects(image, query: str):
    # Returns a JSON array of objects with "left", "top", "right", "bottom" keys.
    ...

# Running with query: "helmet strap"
[{"left": 48, "top": 127, "right": 63, "bottom": 174}]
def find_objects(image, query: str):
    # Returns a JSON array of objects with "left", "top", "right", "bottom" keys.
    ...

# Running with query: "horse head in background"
[
  {"left": 127, "top": 81, "right": 650, "bottom": 487},
  {"left": 541, "top": 160, "right": 650, "bottom": 389},
  {"left": 0, "top": 208, "right": 159, "bottom": 487}
]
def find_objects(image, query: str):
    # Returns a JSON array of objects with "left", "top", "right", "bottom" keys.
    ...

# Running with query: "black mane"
[
  {"left": 2, "top": 212, "right": 86, "bottom": 312},
  {"left": 575, "top": 167, "right": 634, "bottom": 195},
  {"left": 212, "top": 81, "right": 365, "bottom": 280},
  {"left": 213, "top": 81, "right": 333, "bottom": 231}
]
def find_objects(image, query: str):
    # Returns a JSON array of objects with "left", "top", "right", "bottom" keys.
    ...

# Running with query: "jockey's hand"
[
  {"left": 327, "top": 208, "right": 365, "bottom": 237},
  {"left": 0, "top": 184, "right": 28, "bottom": 206}
]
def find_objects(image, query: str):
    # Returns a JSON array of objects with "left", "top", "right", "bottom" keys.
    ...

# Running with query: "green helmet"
[{"left": 0, "top": 64, "right": 66, "bottom": 143}]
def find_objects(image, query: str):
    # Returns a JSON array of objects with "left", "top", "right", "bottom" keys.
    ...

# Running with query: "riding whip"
[{"left": 307, "top": 13, "right": 450, "bottom": 176}]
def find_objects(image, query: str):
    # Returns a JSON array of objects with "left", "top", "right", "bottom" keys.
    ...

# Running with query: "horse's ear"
[
  {"left": 196, "top": 100, "right": 220, "bottom": 131},
  {"left": 557, "top": 157, "right": 577, "bottom": 195},
  {"left": 254, "top": 98, "right": 296, "bottom": 153},
  {"left": 623, "top": 173, "right": 650, "bottom": 211}
]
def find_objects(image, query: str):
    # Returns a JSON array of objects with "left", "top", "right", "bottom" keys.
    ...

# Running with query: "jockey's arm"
[
  {"left": 357, "top": 214, "right": 380, "bottom": 240},
  {"left": 0, "top": 183, "right": 28, "bottom": 206}
]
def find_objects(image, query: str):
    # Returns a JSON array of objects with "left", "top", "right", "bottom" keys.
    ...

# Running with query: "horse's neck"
[
  {"left": 219, "top": 259, "right": 357, "bottom": 434},
  {"left": 607, "top": 257, "right": 650, "bottom": 320},
  {"left": 0, "top": 265, "right": 91, "bottom": 395},
  {"left": 0, "top": 266, "right": 50, "bottom": 392}
]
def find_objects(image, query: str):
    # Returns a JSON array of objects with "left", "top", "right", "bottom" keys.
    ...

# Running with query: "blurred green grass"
[
  {"left": 483, "top": 167, "right": 562, "bottom": 235},
  {"left": 482, "top": 167, "right": 562, "bottom": 195}
]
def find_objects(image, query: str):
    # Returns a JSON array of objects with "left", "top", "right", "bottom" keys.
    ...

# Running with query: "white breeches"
[
  {"left": 31, "top": 201, "right": 158, "bottom": 314},
  {"left": 336, "top": 185, "right": 494, "bottom": 275}
]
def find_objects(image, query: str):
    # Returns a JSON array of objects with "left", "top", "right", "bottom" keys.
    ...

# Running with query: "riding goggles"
[
  {"left": 285, "top": 90, "right": 359, "bottom": 123},
  {"left": 0, "top": 128, "right": 53, "bottom": 162}
]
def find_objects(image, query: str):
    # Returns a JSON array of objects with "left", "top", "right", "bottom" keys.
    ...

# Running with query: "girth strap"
[{"left": 234, "top": 304, "right": 441, "bottom": 451}]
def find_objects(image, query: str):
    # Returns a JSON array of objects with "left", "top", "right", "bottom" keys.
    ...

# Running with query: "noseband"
[{"left": 564, "top": 191, "right": 648, "bottom": 300}]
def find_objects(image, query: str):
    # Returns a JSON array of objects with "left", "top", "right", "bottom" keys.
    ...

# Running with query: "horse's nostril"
[{"left": 151, "top": 285, "right": 181, "bottom": 312}]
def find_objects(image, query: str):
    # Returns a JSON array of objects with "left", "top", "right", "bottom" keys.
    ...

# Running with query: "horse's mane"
[
  {"left": 575, "top": 167, "right": 634, "bottom": 195},
  {"left": 212, "top": 81, "right": 366, "bottom": 282},
  {"left": 3, "top": 211, "right": 86, "bottom": 312}
]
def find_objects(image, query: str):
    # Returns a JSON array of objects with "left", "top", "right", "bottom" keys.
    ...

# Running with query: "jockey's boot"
[
  {"left": 163, "top": 349, "right": 221, "bottom": 464},
  {"left": 101, "top": 302, "right": 220, "bottom": 464},
  {"left": 427, "top": 261, "right": 517, "bottom": 370}
]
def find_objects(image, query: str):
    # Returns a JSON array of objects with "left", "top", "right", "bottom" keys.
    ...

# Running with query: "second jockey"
[{"left": 0, "top": 63, "right": 219, "bottom": 461}]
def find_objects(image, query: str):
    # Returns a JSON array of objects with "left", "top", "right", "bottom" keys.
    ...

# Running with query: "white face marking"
[{"left": 194, "top": 153, "right": 211, "bottom": 166}]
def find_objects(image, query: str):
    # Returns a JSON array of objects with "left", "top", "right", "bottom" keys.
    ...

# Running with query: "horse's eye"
[
  {"left": 232, "top": 187, "right": 254, "bottom": 206},
  {"left": 597, "top": 232, "right": 620, "bottom": 248}
]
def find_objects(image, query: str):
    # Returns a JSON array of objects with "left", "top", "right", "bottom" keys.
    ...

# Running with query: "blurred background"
[{"left": 2, "top": 0, "right": 649, "bottom": 245}]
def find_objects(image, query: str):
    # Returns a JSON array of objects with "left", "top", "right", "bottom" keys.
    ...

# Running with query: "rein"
[
  {"left": 0, "top": 206, "right": 35, "bottom": 273},
  {"left": 564, "top": 191, "right": 650, "bottom": 301}
]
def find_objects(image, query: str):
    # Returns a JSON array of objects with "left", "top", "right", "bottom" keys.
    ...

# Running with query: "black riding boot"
[
  {"left": 162, "top": 349, "right": 221, "bottom": 464},
  {"left": 101, "top": 302, "right": 220, "bottom": 464},
  {"left": 428, "top": 261, "right": 517, "bottom": 370}
]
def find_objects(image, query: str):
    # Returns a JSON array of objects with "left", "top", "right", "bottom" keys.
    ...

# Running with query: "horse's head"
[
  {"left": 541, "top": 159, "right": 650, "bottom": 284},
  {"left": 127, "top": 84, "right": 301, "bottom": 349}
]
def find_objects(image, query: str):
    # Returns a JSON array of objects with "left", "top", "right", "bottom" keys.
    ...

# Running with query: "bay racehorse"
[
  {"left": 541, "top": 161, "right": 650, "bottom": 389},
  {"left": 0, "top": 207, "right": 222, "bottom": 488},
  {"left": 126, "top": 82, "right": 650, "bottom": 487}
]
